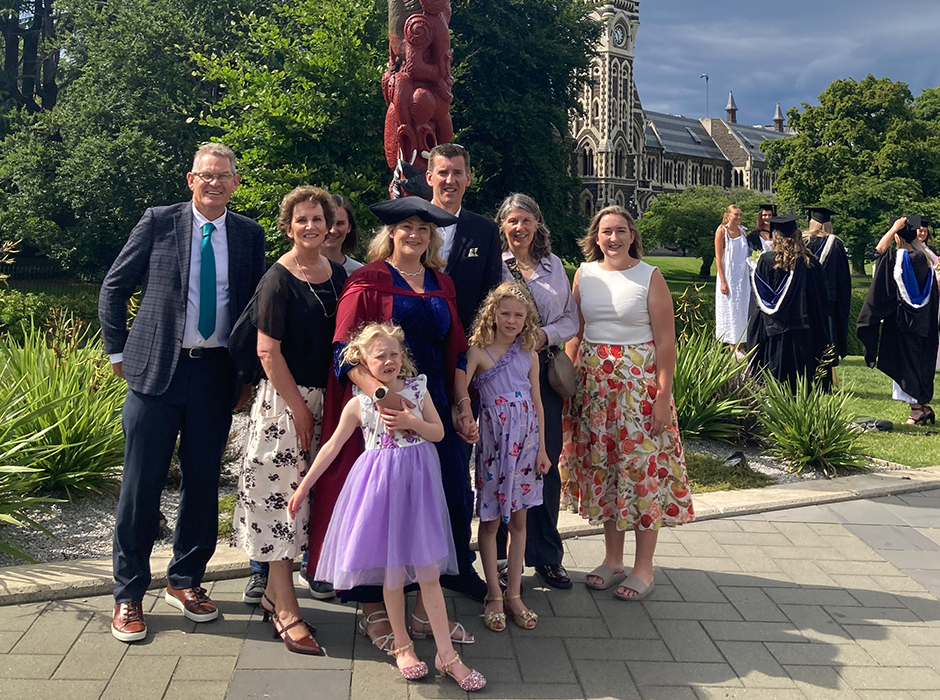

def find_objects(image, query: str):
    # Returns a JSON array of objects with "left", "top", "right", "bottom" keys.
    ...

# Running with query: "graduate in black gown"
[
  {"left": 747, "top": 214, "right": 830, "bottom": 392},
  {"left": 747, "top": 203, "right": 776, "bottom": 255},
  {"left": 857, "top": 215, "right": 939, "bottom": 425},
  {"left": 805, "top": 207, "right": 852, "bottom": 389}
]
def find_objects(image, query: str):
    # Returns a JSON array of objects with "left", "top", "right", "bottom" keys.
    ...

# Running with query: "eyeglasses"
[{"left": 192, "top": 171, "right": 236, "bottom": 182}]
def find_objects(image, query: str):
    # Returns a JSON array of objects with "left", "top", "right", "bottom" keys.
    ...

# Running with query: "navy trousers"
[{"left": 112, "top": 351, "right": 235, "bottom": 603}]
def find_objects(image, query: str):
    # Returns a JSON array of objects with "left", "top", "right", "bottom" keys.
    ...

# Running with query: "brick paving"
[{"left": 4, "top": 489, "right": 940, "bottom": 699}]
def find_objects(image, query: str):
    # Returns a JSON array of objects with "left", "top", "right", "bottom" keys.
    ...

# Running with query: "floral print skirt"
[
  {"left": 560, "top": 341, "right": 694, "bottom": 531},
  {"left": 233, "top": 380, "right": 323, "bottom": 561}
]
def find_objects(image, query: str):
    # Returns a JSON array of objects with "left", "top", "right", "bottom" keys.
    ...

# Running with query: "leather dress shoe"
[
  {"left": 440, "top": 573, "right": 488, "bottom": 603},
  {"left": 165, "top": 585, "right": 219, "bottom": 622},
  {"left": 536, "top": 565, "right": 573, "bottom": 590},
  {"left": 497, "top": 566, "right": 524, "bottom": 594},
  {"left": 111, "top": 601, "right": 147, "bottom": 642}
]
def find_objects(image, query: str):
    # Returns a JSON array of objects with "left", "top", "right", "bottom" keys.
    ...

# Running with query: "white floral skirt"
[{"left": 232, "top": 380, "right": 323, "bottom": 561}]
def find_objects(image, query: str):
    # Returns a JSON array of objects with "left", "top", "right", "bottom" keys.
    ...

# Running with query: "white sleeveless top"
[{"left": 579, "top": 260, "right": 655, "bottom": 345}]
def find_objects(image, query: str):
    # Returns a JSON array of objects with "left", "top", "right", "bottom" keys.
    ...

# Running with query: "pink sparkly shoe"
[
  {"left": 435, "top": 652, "right": 487, "bottom": 692},
  {"left": 387, "top": 640, "right": 428, "bottom": 681}
]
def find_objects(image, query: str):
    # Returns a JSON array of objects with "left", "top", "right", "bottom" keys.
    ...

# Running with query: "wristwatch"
[{"left": 373, "top": 386, "right": 388, "bottom": 401}]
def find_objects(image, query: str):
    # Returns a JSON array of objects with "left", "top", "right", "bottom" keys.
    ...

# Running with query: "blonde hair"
[
  {"left": 722, "top": 205, "right": 742, "bottom": 226},
  {"left": 807, "top": 219, "right": 833, "bottom": 236},
  {"left": 771, "top": 231, "right": 813, "bottom": 271},
  {"left": 366, "top": 222, "right": 446, "bottom": 271},
  {"left": 579, "top": 205, "right": 642, "bottom": 263},
  {"left": 340, "top": 322, "right": 417, "bottom": 378},
  {"left": 469, "top": 283, "right": 541, "bottom": 351}
]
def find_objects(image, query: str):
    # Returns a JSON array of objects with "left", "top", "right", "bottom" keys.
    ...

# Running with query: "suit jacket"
[
  {"left": 98, "top": 202, "right": 266, "bottom": 396},
  {"left": 444, "top": 208, "right": 503, "bottom": 333}
]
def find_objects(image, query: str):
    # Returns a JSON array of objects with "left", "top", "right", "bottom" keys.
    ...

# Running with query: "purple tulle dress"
[
  {"left": 315, "top": 375, "right": 458, "bottom": 590},
  {"left": 474, "top": 340, "right": 543, "bottom": 523}
]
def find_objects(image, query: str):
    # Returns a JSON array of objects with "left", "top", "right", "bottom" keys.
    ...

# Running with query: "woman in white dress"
[{"left": 714, "top": 205, "right": 750, "bottom": 348}]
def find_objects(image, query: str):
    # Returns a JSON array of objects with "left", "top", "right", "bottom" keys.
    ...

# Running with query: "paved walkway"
[{"left": 5, "top": 489, "right": 940, "bottom": 699}]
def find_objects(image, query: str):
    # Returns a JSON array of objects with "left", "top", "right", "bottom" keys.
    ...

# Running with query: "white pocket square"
[{"left": 468, "top": 247, "right": 479, "bottom": 258}]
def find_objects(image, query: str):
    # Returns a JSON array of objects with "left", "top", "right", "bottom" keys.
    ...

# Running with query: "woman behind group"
[
  {"left": 805, "top": 207, "right": 852, "bottom": 389},
  {"left": 858, "top": 216, "right": 939, "bottom": 425},
  {"left": 747, "top": 203, "right": 776, "bottom": 255},
  {"left": 746, "top": 215, "right": 830, "bottom": 391},
  {"left": 561, "top": 205, "right": 694, "bottom": 602},
  {"left": 322, "top": 194, "right": 364, "bottom": 275},
  {"left": 232, "top": 186, "right": 347, "bottom": 654},
  {"left": 496, "top": 194, "right": 578, "bottom": 590},
  {"left": 714, "top": 205, "right": 750, "bottom": 349},
  {"left": 307, "top": 196, "right": 479, "bottom": 653}
]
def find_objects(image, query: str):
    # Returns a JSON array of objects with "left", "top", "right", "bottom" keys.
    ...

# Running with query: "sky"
[{"left": 632, "top": 0, "right": 940, "bottom": 126}]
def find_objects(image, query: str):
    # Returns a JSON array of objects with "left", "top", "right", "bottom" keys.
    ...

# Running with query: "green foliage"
[
  {"left": 0, "top": 318, "right": 125, "bottom": 496},
  {"left": 0, "top": 287, "right": 101, "bottom": 341},
  {"left": 193, "top": 0, "right": 389, "bottom": 260},
  {"left": 685, "top": 452, "right": 773, "bottom": 494},
  {"left": 672, "top": 283, "right": 715, "bottom": 342},
  {"left": 638, "top": 186, "right": 768, "bottom": 277},
  {"left": 674, "top": 329, "right": 752, "bottom": 443},
  {"left": 756, "top": 372, "right": 868, "bottom": 476},
  {"left": 450, "top": 0, "right": 599, "bottom": 260},
  {"left": 763, "top": 75, "right": 940, "bottom": 272},
  {"left": 218, "top": 493, "right": 237, "bottom": 540}
]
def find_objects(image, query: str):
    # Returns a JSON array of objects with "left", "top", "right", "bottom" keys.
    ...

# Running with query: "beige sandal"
[
  {"left": 482, "top": 594, "right": 506, "bottom": 632},
  {"left": 504, "top": 592, "right": 538, "bottom": 630}
]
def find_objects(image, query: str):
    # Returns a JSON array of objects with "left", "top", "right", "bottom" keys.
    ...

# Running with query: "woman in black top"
[{"left": 232, "top": 186, "right": 347, "bottom": 654}]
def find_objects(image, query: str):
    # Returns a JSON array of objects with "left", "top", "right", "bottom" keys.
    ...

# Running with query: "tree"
[
  {"left": 638, "top": 186, "right": 767, "bottom": 277},
  {"left": 192, "top": 0, "right": 388, "bottom": 257},
  {"left": 449, "top": 0, "right": 598, "bottom": 260},
  {"left": 763, "top": 75, "right": 940, "bottom": 272}
]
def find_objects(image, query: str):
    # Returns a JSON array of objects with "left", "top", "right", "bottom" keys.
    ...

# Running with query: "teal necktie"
[{"left": 198, "top": 222, "right": 217, "bottom": 340}]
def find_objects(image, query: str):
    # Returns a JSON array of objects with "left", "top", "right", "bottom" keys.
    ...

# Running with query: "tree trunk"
[
  {"left": 698, "top": 255, "right": 714, "bottom": 278},
  {"left": 39, "top": 0, "right": 56, "bottom": 109},
  {"left": 20, "top": 1, "right": 40, "bottom": 111},
  {"left": 1, "top": 14, "right": 21, "bottom": 104}
]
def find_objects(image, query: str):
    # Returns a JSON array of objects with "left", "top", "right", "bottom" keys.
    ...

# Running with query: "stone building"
[{"left": 572, "top": 1, "right": 791, "bottom": 217}]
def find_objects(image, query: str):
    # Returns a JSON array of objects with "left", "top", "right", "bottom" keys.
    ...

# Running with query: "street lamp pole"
[{"left": 700, "top": 74, "right": 709, "bottom": 117}]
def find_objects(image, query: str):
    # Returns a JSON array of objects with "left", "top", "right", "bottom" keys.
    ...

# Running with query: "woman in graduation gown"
[
  {"left": 805, "top": 207, "right": 852, "bottom": 388},
  {"left": 747, "top": 204, "right": 776, "bottom": 255},
  {"left": 746, "top": 214, "right": 830, "bottom": 391},
  {"left": 857, "top": 216, "right": 939, "bottom": 425}
]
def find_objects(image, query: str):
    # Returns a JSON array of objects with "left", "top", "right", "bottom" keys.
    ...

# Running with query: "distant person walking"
[{"left": 715, "top": 204, "right": 750, "bottom": 349}]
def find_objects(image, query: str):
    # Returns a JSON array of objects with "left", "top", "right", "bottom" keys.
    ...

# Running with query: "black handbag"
[{"left": 228, "top": 284, "right": 264, "bottom": 386}]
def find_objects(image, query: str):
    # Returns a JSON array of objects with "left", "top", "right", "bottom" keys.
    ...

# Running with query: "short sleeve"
[{"left": 255, "top": 265, "right": 290, "bottom": 341}]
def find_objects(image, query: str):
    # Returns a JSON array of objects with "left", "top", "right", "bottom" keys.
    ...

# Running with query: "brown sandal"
[{"left": 272, "top": 611, "right": 323, "bottom": 655}]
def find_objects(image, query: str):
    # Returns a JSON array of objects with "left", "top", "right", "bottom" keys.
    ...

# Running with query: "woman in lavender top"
[{"left": 496, "top": 193, "right": 578, "bottom": 589}]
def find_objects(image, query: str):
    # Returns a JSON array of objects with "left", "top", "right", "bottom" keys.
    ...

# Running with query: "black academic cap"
[
  {"left": 890, "top": 215, "right": 921, "bottom": 243},
  {"left": 769, "top": 214, "right": 800, "bottom": 238},
  {"left": 807, "top": 207, "right": 837, "bottom": 224},
  {"left": 759, "top": 203, "right": 777, "bottom": 215},
  {"left": 369, "top": 197, "right": 458, "bottom": 227}
]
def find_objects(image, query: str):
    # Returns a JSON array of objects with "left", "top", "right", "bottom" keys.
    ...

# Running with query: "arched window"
[
  {"left": 581, "top": 148, "right": 595, "bottom": 177},
  {"left": 581, "top": 192, "right": 594, "bottom": 216},
  {"left": 615, "top": 147, "right": 625, "bottom": 178}
]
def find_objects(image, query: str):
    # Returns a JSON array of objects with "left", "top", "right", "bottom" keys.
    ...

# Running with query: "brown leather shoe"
[
  {"left": 111, "top": 601, "right": 147, "bottom": 642},
  {"left": 165, "top": 585, "right": 219, "bottom": 622}
]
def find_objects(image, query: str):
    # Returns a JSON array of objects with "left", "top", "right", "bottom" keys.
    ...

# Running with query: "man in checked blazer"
[{"left": 99, "top": 143, "right": 265, "bottom": 642}]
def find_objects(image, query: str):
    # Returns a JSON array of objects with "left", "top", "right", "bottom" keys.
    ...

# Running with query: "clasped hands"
[{"left": 375, "top": 391, "right": 478, "bottom": 444}]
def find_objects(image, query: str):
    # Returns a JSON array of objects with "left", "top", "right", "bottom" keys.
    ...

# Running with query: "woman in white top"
[
  {"left": 323, "top": 194, "right": 365, "bottom": 276},
  {"left": 560, "top": 206, "right": 694, "bottom": 603},
  {"left": 714, "top": 204, "right": 750, "bottom": 348}
]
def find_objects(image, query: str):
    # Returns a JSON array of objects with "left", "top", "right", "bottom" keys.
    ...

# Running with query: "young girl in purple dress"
[
  {"left": 465, "top": 283, "right": 550, "bottom": 633},
  {"left": 287, "top": 323, "right": 485, "bottom": 691}
]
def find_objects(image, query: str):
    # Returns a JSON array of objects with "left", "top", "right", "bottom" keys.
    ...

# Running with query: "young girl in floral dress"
[
  {"left": 287, "top": 323, "right": 485, "bottom": 691},
  {"left": 465, "top": 283, "right": 550, "bottom": 633}
]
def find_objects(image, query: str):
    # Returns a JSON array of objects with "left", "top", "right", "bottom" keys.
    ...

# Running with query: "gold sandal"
[
  {"left": 504, "top": 593, "right": 538, "bottom": 630},
  {"left": 482, "top": 593, "right": 506, "bottom": 632}
]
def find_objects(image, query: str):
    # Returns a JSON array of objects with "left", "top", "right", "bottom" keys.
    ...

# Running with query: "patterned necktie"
[{"left": 198, "top": 222, "right": 217, "bottom": 340}]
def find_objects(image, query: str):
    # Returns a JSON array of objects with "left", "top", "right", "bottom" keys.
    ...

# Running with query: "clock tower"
[{"left": 572, "top": 1, "right": 645, "bottom": 217}]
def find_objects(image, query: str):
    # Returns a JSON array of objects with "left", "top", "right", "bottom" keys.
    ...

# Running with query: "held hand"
[
  {"left": 891, "top": 217, "right": 907, "bottom": 233},
  {"left": 453, "top": 406, "right": 479, "bottom": 443},
  {"left": 377, "top": 392, "right": 414, "bottom": 411},
  {"left": 650, "top": 396, "right": 672, "bottom": 437},
  {"left": 290, "top": 405, "right": 316, "bottom": 452},
  {"left": 287, "top": 486, "right": 310, "bottom": 520},
  {"left": 719, "top": 281, "right": 729, "bottom": 296},
  {"left": 537, "top": 329, "right": 549, "bottom": 351},
  {"left": 234, "top": 384, "right": 253, "bottom": 412},
  {"left": 535, "top": 449, "right": 551, "bottom": 475},
  {"left": 112, "top": 362, "right": 125, "bottom": 379}
]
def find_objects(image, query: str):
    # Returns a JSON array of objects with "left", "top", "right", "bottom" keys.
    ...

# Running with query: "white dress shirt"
[{"left": 439, "top": 206, "right": 462, "bottom": 263}]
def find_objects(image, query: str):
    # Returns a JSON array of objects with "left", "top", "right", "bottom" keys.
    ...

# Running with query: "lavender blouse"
[{"left": 501, "top": 251, "right": 578, "bottom": 347}]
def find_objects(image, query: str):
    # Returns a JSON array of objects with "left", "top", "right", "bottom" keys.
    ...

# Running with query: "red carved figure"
[{"left": 383, "top": 0, "right": 454, "bottom": 197}]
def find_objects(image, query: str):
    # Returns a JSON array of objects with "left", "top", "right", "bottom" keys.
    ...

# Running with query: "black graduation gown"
[
  {"left": 746, "top": 252, "right": 831, "bottom": 391},
  {"left": 747, "top": 230, "right": 770, "bottom": 255},
  {"left": 806, "top": 234, "right": 852, "bottom": 363},
  {"left": 856, "top": 248, "right": 939, "bottom": 404}
]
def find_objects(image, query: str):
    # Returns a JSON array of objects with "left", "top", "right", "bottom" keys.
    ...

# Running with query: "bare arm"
[
  {"left": 647, "top": 268, "right": 677, "bottom": 437},
  {"left": 875, "top": 218, "right": 905, "bottom": 254},
  {"left": 257, "top": 330, "right": 315, "bottom": 450},
  {"left": 288, "top": 398, "right": 362, "bottom": 518},
  {"left": 565, "top": 267, "right": 584, "bottom": 365},
  {"left": 452, "top": 367, "right": 478, "bottom": 443},
  {"left": 528, "top": 351, "right": 550, "bottom": 474},
  {"left": 714, "top": 225, "right": 729, "bottom": 295}
]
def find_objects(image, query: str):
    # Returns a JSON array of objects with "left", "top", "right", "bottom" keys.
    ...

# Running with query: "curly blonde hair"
[
  {"left": 366, "top": 222, "right": 446, "bottom": 271},
  {"left": 771, "top": 231, "right": 813, "bottom": 271},
  {"left": 340, "top": 322, "right": 417, "bottom": 378},
  {"left": 469, "top": 283, "right": 541, "bottom": 351}
]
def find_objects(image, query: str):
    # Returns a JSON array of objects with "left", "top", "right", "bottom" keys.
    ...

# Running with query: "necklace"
[
  {"left": 388, "top": 260, "right": 425, "bottom": 277},
  {"left": 294, "top": 254, "right": 338, "bottom": 318}
]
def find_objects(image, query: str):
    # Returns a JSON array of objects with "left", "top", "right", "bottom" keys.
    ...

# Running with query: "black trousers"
[
  {"left": 112, "top": 351, "right": 235, "bottom": 603},
  {"left": 495, "top": 349, "right": 565, "bottom": 567}
]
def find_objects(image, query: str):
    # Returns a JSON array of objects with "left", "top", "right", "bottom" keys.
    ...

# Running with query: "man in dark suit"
[
  {"left": 427, "top": 143, "right": 502, "bottom": 602},
  {"left": 99, "top": 143, "right": 266, "bottom": 642}
]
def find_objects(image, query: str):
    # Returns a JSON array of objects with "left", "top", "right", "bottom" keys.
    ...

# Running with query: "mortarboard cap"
[
  {"left": 369, "top": 197, "right": 459, "bottom": 227},
  {"left": 890, "top": 215, "right": 921, "bottom": 243},
  {"left": 807, "top": 207, "right": 837, "bottom": 224},
  {"left": 759, "top": 203, "right": 777, "bottom": 215},
  {"left": 769, "top": 214, "right": 800, "bottom": 238}
]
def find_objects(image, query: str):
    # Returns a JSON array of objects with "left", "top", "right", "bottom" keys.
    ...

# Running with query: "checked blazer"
[
  {"left": 99, "top": 202, "right": 266, "bottom": 396},
  {"left": 444, "top": 208, "right": 503, "bottom": 334}
]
